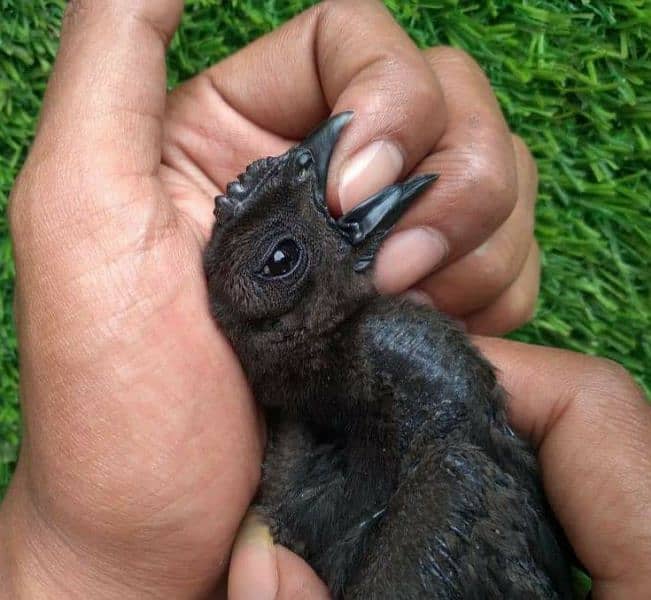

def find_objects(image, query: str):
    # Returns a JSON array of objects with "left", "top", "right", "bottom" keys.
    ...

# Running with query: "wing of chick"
[{"left": 343, "top": 297, "right": 573, "bottom": 599}]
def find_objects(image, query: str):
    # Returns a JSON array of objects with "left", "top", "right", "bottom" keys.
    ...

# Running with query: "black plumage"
[{"left": 204, "top": 113, "right": 573, "bottom": 599}]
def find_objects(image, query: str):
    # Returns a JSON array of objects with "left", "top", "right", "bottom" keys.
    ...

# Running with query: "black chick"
[{"left": 204, "top": 113, "right": 573, "bottom": 599}]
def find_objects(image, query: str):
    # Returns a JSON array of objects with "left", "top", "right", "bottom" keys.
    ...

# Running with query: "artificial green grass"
[{"left": 1, "top": 0, "right": 649, "bottom": 528}]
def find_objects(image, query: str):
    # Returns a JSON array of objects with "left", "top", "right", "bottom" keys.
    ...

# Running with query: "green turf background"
[{"left": 1, "top": 0, "right": 649, "bottom": 549}]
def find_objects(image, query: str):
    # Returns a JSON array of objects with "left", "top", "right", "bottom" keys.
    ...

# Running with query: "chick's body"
[
  {"left": 252, "top": 298, "right": 569, "bottom": 599},
  {"left": 204, "top": 114, "right": 572, "bottom": 599}
]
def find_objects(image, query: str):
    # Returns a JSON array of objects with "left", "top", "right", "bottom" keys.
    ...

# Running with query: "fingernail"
[
  {"left": 401, "top": 289, "right": 435, "bottom": 307},
  {"left": 338, "top": 141, "right": 405, "bottom": 213},
  {"left": 374, "top": 227, "right": 448, "bottom": 294},
  {"left": 229, "top": 512, "right": 278, "bottom": 600}
]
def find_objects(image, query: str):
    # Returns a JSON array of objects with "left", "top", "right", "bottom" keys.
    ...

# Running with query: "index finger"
[
  {"left": 166, "top": 0, "right": 446, "bottom": 211},
  {"left": 474, "top": 337, "right": 651, "bottom": 593}
]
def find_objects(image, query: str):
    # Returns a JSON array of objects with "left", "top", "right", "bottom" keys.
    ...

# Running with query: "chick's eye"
[{"left": 260, "top": 239, "right": 302, "bottom": 278}]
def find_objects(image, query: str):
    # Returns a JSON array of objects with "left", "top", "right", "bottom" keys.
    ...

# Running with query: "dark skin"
[
  {"left": 2, "top": 2, "right": 650, "bottom": 599},
  {"left": 204, "top": 114, "right": 572, "bottom": 598}
]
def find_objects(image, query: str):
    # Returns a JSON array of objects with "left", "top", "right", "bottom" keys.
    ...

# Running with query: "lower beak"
[{"left": 337, "top": 174, "right": 439, "bottom": 245}]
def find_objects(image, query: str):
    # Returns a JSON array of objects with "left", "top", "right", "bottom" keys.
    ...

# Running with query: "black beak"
[
  {"left": 296, "top": 112, "right": 438, "bottom": 260},
  {"left": 337, "top": 174, "right": 439, "bottom": 246},
  {"left": 297, "top": 111, "right": 354, "bottom": 208}
]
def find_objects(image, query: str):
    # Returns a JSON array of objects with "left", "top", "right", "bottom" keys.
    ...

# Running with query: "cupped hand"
[
  {"left": 476, "top": 340, "right": 651, "bottom": 599},
  {"left": 2, "top": 1, "right": 539, "bottom": 598}
]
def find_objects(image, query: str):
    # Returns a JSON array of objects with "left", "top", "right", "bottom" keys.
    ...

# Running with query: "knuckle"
[
  {"left": 512, "top": 134, "right": 539, "bottom": 200},
  {"left": 64, "top": 0, "right": 90, "bottom": 25},
  {"left": 586, "top": 358, "right": 643, "bottom": 400},
  {"left": 315, "top": 2, "right": 441, "bottom": 130},
  {"left": 382, "top": 53, "right": 441, "bottom": 125},
  {"left": 576, "top": 358, "right": 650, "bottom": 442},
  {"left": 314, "top": 0, "right": 364, "bottom": 27},
  {"left": 471, "top": 154, "right": 518, "bottom": 222},
  {"left": 407, "top": 68, "right": 440, "bottom": 108},
  {"left": 479, "top": 159, "right": 514, "bottom": 206},
  {"left": 319, "top": 9, "right": 440, "bottom": 125},
  {"left": 424, "top": 45, "right": 481, "bottom": 74},
  {"left": 8, "top": 158, "right": 102, "bottom": 252},
  {"left": 507, "top": 282, "right": 537, "bottom": 328},
  {"left": 473, "top": 239, "right": 518, "bottom": 289},
  {"left": 374, "top": 65, "right": 441, "bottom": 134}
]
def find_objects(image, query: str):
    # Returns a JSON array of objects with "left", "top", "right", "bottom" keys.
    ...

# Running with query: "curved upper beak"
[
  {"left": 296, "top": 112, "right": 438, "bottom": 256},
  {"left": 297, "top": 111, "right": 354, "bottom": 200}
]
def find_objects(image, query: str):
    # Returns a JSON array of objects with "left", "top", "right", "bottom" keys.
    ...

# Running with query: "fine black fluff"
[{"left": 204, "top": 113, "right": 573, "bottom": 599}]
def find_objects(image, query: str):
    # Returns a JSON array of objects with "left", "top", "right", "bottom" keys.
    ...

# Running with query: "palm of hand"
[
  {"left": 98, "top": 95, "right": 297, "bottom": 553},
  {"left": 12, "top": 77, "right": 292, "bottom": 593}
]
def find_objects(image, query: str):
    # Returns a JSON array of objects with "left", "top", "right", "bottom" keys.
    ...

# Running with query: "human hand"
[
  {"left": 1, "top": 1, "right": 540, "bottom": 598},
  {"left": 230, "top": 341, "right": 651, "bottom": 600},
  {"left": 2, "top": 1, "right": 260, "bottom": 598},
  {"left": 166, "top": 1, "right": 539, "bottom": 336},
  {"left": 476, "top": 340, "right": 651, "bottom": 599}
]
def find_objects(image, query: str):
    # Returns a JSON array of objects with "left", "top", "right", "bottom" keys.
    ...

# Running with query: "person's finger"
[
  {"left": 377, "top": 132, "right": 536, "bottom": 310},
  {"left": 413, "top": 134, "right": 536, "bottom": 313},
  {"left": 474, "top": 338, "right": 651, "bottom": 593},
  {"left": 368, "top": 46, "right": 518, "bottom": 296},
  {"left": 276, "top": 546, "right": 331, "bottom": 600},
  {"left": 31, "top": 1, "right": 182, "bottom": 182},
  {"left": 228, "top": 512, "right": 329, "bottom": 600},
  {"left": 463, "top": 240, "right": 540, "bottom": 335},
  {"left": 228, "top": 512, "right": 279, "bottom": 600},
  {"left": 163, "top": 0, "right": 445, "bottom": 212}
]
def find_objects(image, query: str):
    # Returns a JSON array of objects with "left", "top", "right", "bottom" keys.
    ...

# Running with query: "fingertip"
[
  {"left": 276, "top": 545, "right": 331, "bottom": 600},
  {"left": 228, "top": 516, "right": 330, "bottom": 600},
  {"left": 374, "top": 227, "right": 448, "bottom": 294},
  {"left": 229, "top": 513, "right": 279, "bottom": 600}
]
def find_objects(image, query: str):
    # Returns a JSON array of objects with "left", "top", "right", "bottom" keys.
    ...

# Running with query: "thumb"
[
  {"left": 228, "top": 512, "right": 330, "bottom": 600},
  {"left": 33, "top": 0, "right": 183, "bottom": 182}
]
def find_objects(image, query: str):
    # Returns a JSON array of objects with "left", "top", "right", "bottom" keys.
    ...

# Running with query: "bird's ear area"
[{"left": 337, "top": 174, "right": 439, "bottom": 272}]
